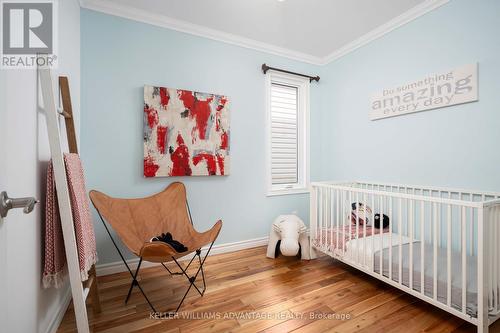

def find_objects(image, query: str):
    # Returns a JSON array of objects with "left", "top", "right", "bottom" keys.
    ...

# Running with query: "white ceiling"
[{"left": 80, "top": 0, "right": 448, "bottom": 64}]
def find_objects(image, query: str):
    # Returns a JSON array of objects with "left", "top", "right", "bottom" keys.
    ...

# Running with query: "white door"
[
  {"left": 0, "top": 68, "right": 8, "bottom": 333},
  {"left": 0, "top": 69, "right": 54, "bottom": 332}
]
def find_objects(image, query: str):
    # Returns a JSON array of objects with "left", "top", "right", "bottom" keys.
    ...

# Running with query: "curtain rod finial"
[{"left": 262, "top": 63, "right": 269, "bottom": 74}]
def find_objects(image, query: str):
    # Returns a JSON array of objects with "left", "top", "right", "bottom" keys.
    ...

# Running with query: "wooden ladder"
[
  {"left": 39, "top": 64, "right": 101, "bottom": 333},
  {"left": 59, "top": 76, "right": 102, "bottom": 316}
]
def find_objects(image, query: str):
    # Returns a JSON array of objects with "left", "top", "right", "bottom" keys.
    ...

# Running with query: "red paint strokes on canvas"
[
  {"left": 193, "top": 153, "right": 217, "bottom": 175},
  {"left": 179, "top": 90, "right": 213, "bottom": 140},
  {"left": 220, "top": 131, "right": 228, "bottom": 150},
  {"left": 144, "top": 156, "right": 160, "bottom": 177},
  {"left": 217, "top": 97, "right": 227, "bottom": 111},
  {"left": 192, "top": 98, "right": 213, "bottom": 140},
  {"left": 144, "top": 105, "right": 158, "bottom": 129},
  {"left": 191, "top": 127, "right": 197, "bottom": 145},
  {"left": 169, "top": 134, "right": 192, "bottom": 176},
  {"left": 216, "top": 154, "right": 225, "bottom": 176},
  {"left": 159, "top": 87, "right": 170, "bottom": 107},
  {"left": 179, "top": 90, "right": 195, "bottom": 110},
  {"left": 215, "top": 96, "right": 227, "bottom": 131},
  {"left": 156, "top": 126, "right": 168, "bottom": 154}
]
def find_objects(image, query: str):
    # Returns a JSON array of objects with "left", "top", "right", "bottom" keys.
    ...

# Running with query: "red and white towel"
[{"left": 43, "top": 153, "right": 98, "bottom": 288}]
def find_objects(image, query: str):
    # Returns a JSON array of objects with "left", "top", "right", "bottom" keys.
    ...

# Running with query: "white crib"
[{"left": 309, "top": 181, "right": 500, "bottom": 332}]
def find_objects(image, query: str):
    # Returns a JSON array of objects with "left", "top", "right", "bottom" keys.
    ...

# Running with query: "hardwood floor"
[{"left": 58, "top": 246, "right": 494, "bottom": 333}]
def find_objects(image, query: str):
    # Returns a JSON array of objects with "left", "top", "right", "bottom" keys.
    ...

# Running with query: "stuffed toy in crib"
[
  {"left": 350, "top": 202, "right": 372, "bottom": 225},
  {"left": 350, "top": 202, "right": 389, "bottom": 229}
]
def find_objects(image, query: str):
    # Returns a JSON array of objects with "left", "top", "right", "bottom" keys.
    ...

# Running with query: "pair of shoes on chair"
[{"left": 151, "top": 232, "right": 188, "bottom": 253}]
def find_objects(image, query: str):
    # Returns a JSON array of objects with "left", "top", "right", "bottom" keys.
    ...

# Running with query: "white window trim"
[{"left": 265, "top": 70, "right": 310, "bottom": 197}]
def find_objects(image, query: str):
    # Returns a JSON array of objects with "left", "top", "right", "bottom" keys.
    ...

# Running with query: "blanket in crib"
[{"left": 313, "top": 225, "right": 389, "bottom": 252}]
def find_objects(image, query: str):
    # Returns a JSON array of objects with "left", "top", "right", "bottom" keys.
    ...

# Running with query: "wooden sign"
[{"left": 370, "top": 63, "right": 478, "bottom": 120}]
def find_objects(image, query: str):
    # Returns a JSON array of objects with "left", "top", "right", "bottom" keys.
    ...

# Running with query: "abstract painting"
[{"left": 143, "top": 85, "right": 230, "bottom": 177}]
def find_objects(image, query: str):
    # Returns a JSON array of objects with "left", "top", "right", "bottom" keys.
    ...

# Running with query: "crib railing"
[{"left": 310, "top": 181, "right": 500, "bottom": 329}]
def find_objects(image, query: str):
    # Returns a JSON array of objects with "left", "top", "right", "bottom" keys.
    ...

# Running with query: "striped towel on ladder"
[{"left": 42, "top": 153, "right": 98, "bottom": 288}]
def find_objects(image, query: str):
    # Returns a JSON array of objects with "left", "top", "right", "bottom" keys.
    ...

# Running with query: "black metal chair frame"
[{"left": 95, "top": 202, "right": 213, "bottom": 313}]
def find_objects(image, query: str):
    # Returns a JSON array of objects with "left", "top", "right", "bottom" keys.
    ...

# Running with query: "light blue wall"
[
  {"left": 81, "top": 10, "right": 327, "bottom": 264},
  {"left": 82, "top": 0, "right": 500, "bottom": 265},
  {"left": 321, "top": 0, "right": 500, "bottom": 191}
]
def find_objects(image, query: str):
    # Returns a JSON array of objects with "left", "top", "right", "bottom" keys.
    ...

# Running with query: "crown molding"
[
  {"left": 322, "top": 0, "right": 450, "bottom": 64},
  {"left": 79, "top": 0, "right": 324, "bottom": 65},
  {"left": 79, "top": 0, "right": 449, "bottom": 66}
]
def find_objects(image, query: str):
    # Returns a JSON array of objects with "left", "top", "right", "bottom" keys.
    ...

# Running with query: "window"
[{"left": 266, "top": 71, "right": 310, "bottom": 196}]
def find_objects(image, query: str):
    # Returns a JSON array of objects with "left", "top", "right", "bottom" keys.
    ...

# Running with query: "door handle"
[{"left": 0, "top": 191, "right": 39, "bottom": 218}]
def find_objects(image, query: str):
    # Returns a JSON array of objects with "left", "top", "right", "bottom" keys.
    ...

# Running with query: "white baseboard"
[
  {"left": 45, "top": 286, "right": 72, "bottom": 333},
  {"left": 96, "top": 236, "right": 270, "bottom": 277}
]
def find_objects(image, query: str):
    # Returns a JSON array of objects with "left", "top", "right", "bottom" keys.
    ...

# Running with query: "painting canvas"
[{"left": 143, "top": 85, "right": 230, "bottom": 177}]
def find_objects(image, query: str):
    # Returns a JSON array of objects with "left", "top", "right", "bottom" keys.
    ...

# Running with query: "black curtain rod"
[{"left": 261, "top": 63, "right": 320, "bottom": 82}]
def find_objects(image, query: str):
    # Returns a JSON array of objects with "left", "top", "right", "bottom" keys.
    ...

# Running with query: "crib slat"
[
  {"left": 363, "top": 192, "right": 367, "bottom": 267},
  {"left": 325, "top": 187, "right": 328, "bottom": 249},
  {"left": 330, "top": 189, "right": 333, "bottom": 253},
  {"left": 477, "top": 206, "right": 487, "bottom": 332},
  {"left": 490, "top": 206, "right": 495, "bottom": 310},
  {"left": 437, "top": 192, "right": 442, "bottom": 248},
  {"left": 379, "top": 196, "right": 383, "bottom": 277},
  {"left": 313, "top": 187, "right": 318, "bottom": 242},
  {"left": 336, "top": 189, "right": 340, "bottom": 256},
  {"left": 447, "top": 204, "right": 452, "bottom": 307},
  {"left": 389, "top": 197, "right": 393, "bottom": 281},
  {"left": 349, "top": 190, "right": 352, "bottom": 259},
  {"left": 322, "top": 188, "right": 326, "bottom": 249},
  {"left": 399, "top": 198, "right": 403, "bottom": 284},
  {"left": 433, "top": 202, "right": 438, "bottom": 301},
  {"left": 371, "top": 193, "right": 375, "bottom": 269},
  {"left": 410, "top": 199, "right": 414, "bottom": 290},
  {"left": 405, "top": 190, "right": 409, "bottom": 239},
  {"left": 324, "top": 187, "right": 328, "bottom": 250},
  {"left": 323, "top": 188, "right": 326, "bottom": 250},
  {"left": 494, "top": 206, "right": 500, "bottom": 311},
  {"left": 325, "top": 189, "right": 329, "bottom": 251},
  {"left": 328, "top": 189, "right": 332, "bottom": 250},
  {"left": 493, "top": 206, "right": 498, "bottom": 311},
  {"left": 421, "top": 201, "right": 425, "bottom": 294},
  {"left": 356, "top": 191, "right": 360, "bottom": 263},
  {"left": 326, "top": 189, "right": 329, "bottom": 248},
  {"left": 342, "top": 190, "right": 346, "bottom": 257},
  {"left": 319, "top": 188, "right": 323, "bottom": 250},
  {"left": 461, "top": 206, "right": 466, "bottom": 314},
  {"left": 316, "top": 187, "right": 323, "bottom": 246},
  {"left": 470, "top": 195, "right": 474, "bottom": 256},
  {"left": 492, "top": 208, "right": 495, "bottom": 311}
]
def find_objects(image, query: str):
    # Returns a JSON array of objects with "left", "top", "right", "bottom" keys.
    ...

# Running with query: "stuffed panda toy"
[
  {"left": 350, "top": 202, "right": 372, "bottom": 225},
  {"left": 351, "top": 202, "right": 389, "bottom": 229}
]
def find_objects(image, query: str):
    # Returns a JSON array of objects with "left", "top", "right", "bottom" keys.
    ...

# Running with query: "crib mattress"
[
  {"left": 345, "top": 233, "right": 411, "bottom": 266},
  {"left": 371, "top": 241, "right": 479, "bottom": 316}
]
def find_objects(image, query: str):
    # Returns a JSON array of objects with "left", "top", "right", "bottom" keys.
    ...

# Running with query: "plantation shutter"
[{"left": 270, "top": 83, "right": 298, "bottom": 186}]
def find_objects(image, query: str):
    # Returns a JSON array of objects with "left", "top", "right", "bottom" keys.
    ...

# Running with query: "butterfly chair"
[{"left": 89, "top": 182, "right": 222, "bottom": 313}]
